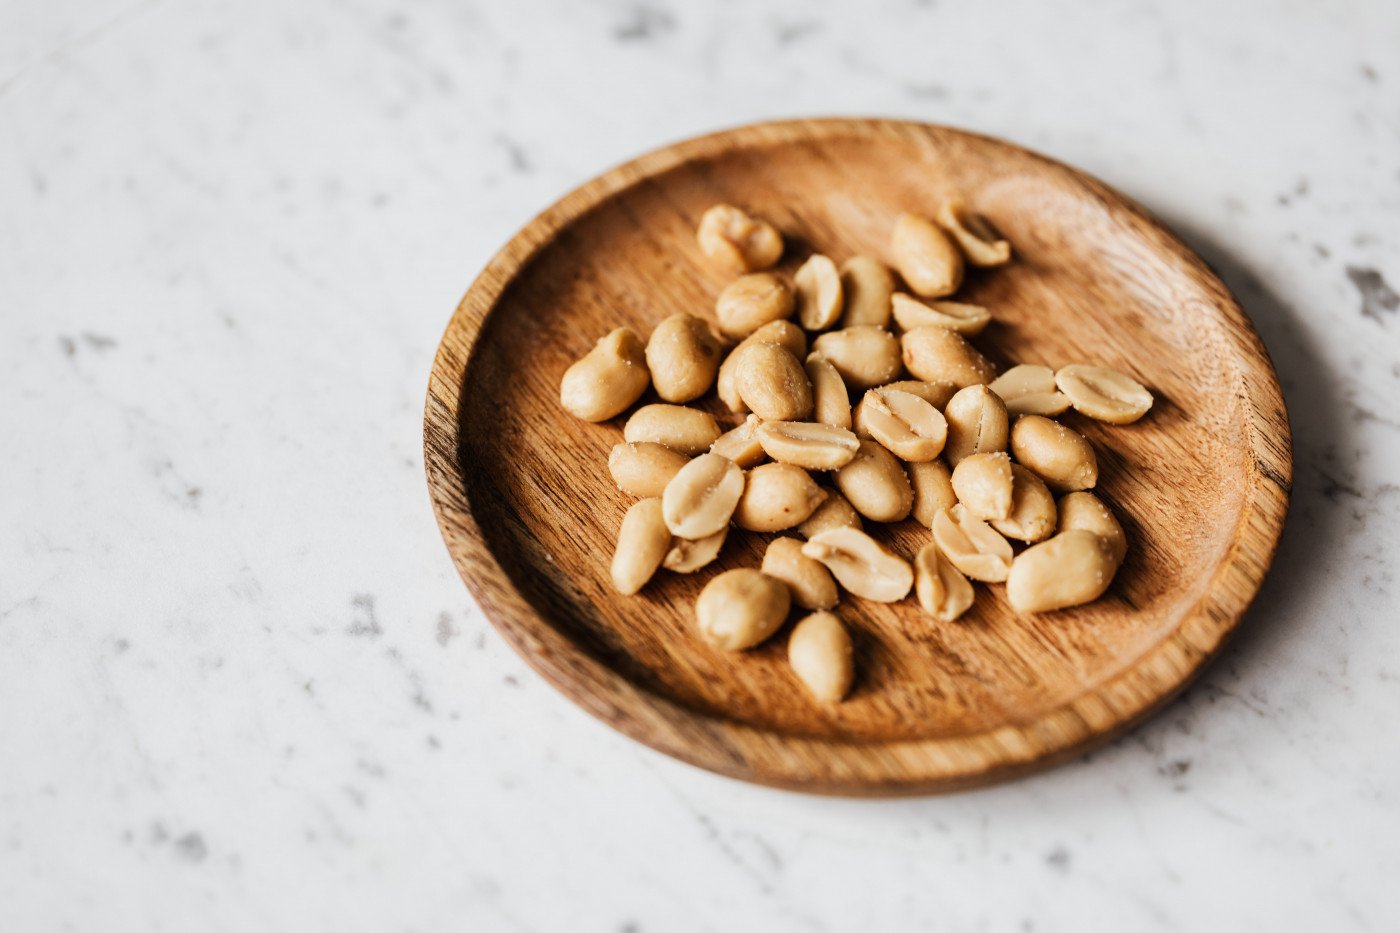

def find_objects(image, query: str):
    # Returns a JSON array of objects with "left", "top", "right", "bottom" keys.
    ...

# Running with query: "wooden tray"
[{"left": 424, "top": 119, "right": 1291, "bottom": 795}]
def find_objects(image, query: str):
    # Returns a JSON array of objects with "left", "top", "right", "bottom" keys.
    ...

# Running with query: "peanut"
[
  {"left": 734, "top": 462, "right": 827, "bottom": 532},
  {"left": 757, "top": 420, "right": 860, "bottom": 470},
  {"left": 697, "top": 204, "right": 783, "bottom": 273},
  {"left": 715, "top": 273, "right": 795, "bottom": 338},
  {"left": 1057, "top": 491, "right": 1127, "bottom": 566},
  {"left": 835, "top": 439, "right": 913, "bottom": 522},
  {"left": 662, "top": 452, "right": 744, "bottom": 540},
  {"left": 798, "top": 491, "right": 863, "bottom": 539},
  {"left": 801, "top": 526, "right": 914, "bottom": 603},
  {"left": 906, "top": 458, "right": 957, "bottom": 527},
  {"left": 806, "top": 354, "right": 852, "bottom": 429},
  {"left": 989, "top": 364, "right": 1071, "bottom": 417},
  {"left": 989, "top": 463, "right": 1057, "bottom": 543},
  {"left": 734, "top": 341, "right": 813, "bottom": 421},
  {"left": 950, "top": 451, "right": 1013, "bottom": 521},
  {"left": 695, "top": 568, "right": 791, "bottom": 650},
  {"left": 646, "top": 312, "right": 722, "bottom": 403},
  {"left": 762, "top": 537, "right": 839, "bottom": 610},
  {"left": 1006, "top": 530, "right": 1118, "bottom": 613},
  {"left": 663, "top": 527, "right": 727, "bottom": 573},
  {"left": 890, "top": 293, "right": 991, "bottom": 337},
  {"left": 1009, "top": 415, "right": 1097, "bottom": 492},
  {"left": 624, "top": 403, "right": 721, "bottom": 456},
  {"left": 914, "top": 542, "right": 975, "bottom": 622},
  {"left": 608, "top": 442, "right": 690, "bottom": 497},
  {"left": 838, "top": 255, "right": 894, "bottom": 327},
  {"left": 717, "top": 320, "right": 807, "bottom": 412},
  {"left": 559, "top": 327, "right": 650, "bottom": 422},
  {"left": 610, "top": 498, "right": 670, "bottom": 595},
  {"left": 788, "top": 611, "right": 854, "bottom": 701},
  {"left": 936, "top": 199, "right": 1011, "bottom": 267},
  {"left": 811, "top": 325, "right": 903, "bottom": 390},
  {"left": 853, "top": 387, "right": 948, "bottom": 462},
  {"left": 942, "top": 384, "right": 1009, "bottom": 466},
  {"left": 932, "top": 504, "right": 1013, "bottom": 582},
  {"left": 709, "top": 414, "right": 768, "bottom": 468},
  {"left": 901, "top": 326, "right": 995, "bottom": 388},
  {"left": 1055, "top": 364, "right": 1153, "bottom": 424},
  {"left": 794, "top": 254, "right": 844, "bottom": 330},
  {"left": 890, "top": 212, "right": 964, "bottom": 297}
]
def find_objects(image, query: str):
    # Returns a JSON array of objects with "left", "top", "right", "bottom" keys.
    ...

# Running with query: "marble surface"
[{"left": 3, "top": 1, "right": 1398, "bottom": 929}]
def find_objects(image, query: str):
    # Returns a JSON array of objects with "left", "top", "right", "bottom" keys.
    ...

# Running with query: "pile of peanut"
[{"left": 559, "top": 201, "right": 1153, "bottom": 702}]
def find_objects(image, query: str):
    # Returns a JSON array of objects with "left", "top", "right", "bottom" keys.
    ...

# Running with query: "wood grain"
[{"left": 423, "top": 119, "right": 1292, "bottom": 795}]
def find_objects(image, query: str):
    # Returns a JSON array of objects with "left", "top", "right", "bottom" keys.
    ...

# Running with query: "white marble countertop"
[{"left": 3, "top": 1, "right": 1398, "bottom": 929}]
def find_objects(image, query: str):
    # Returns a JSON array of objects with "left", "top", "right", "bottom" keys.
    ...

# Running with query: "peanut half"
[
  {"left": 802, "top": 527, "right": 914, "bottom": 603},
  {"left": 835, "top": 439, "right": 914, "bottom": 522},
  {"left": 901, "top": 326, "right": 995, "bottom": 388},
  {"left": 891, "top": 294, "right": 992, "bottom": 337},
  {"left": 646, "top": 312, "right": 722, "bottom": 403},
  {"left": 559, "top": 327, "right": 651, "bottom": 422},
  {"left": 806, "top": 354, "right": 853, "bottom": 429},
  {"left": 624, "top": 403, "right": 721, "bottom": 456},
  {"left": 891, "top": 212, "right": 964, "bottom": 297},
  {"left": 932, "top": 504, "right": 1014, "bottom": 582},
  {"left": 757, "top": 420, "right": 861, "bottom": 470},
  {"left": 795, "top": 254, "right": 844, "bottom": 330},
  {"left": 1009, "top": 415, "right": 1097, "bottom": 492},
  {"left": 1006, "top": 530, "right": 1118, "bottom": 613},
  {"left": 709, "top": 414, "right": 768, "bottom": 468},
  {"left": 695, "top": 568, "right": 790, "bottom": 650},
  {"left": 881, "top": 379, "right": 959, "bottom": 411},
  {"left": 762, "top": 537, "right": 839, "bottom": 610},
  {"left": 1055, "top": 364, "right": 1153, "bottom": 424},
  {"left": 734, "top": 462, "right": 827, "bottom": 532},
  {"left": 989, "top": 464, "right": 1057, "bottom": 543},
  {"left": 914, "top": 542, "right": 975, "bottom": 622},
  {"left": 697, "top": 204, "right": 783, "bottom": 273},
  {"left": 798, "top": 491, "right": 863, "bottom": 539},
  {"left": 662, "top": 452, "right": 744, "bottom": 540},
  {"left": 853, "top": 387, "right": 948, "bottom": 462},
  {"left": 988, "top": 364, "right": 1071, "bottom": 417},
  {"left": 611, "top": 498, "right": 671, "bottom": 595},
  {"left": 608, "top": 441, "right": 690, "bottom": 497},
  {"left": 715, "top": 273, "right": 795, "bottom": 338},
  {"left": 788, "top": 611, "right": 854, "bottom": 701},
  {"left": 936, "top": 199, "right": 1012, "bottom": 267},
  {"left": 663, "top": 527, "right": 727, "bottom": 574},
  {"left": 838, "top": 256, "right": 894, "bottom": 327},
  {"left": 942, "top": 384, "right": 1009, "bottom": 466},
  {"left": 811, "top": 325, "right": 903, "bottom": 390}
]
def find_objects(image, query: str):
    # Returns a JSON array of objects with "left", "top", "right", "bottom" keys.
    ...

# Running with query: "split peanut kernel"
[
  {"left": 806, "top": 354, "right": 853, "bottom": 429},
  {"left": 801, "top": 527, "right": 914, "bottom": 603},
  {"left": 891, "top": 293, "right": 992, "bottom": 337},
  {"left": 663, "top": 527, "right": 727, "bottom": 574},
  {"left": 795, "top": 254, "right": 844, "bottom": 330},
  {"left": 989, "top": 464, "right": 1058, "bottom": 544},
  {"left": 1055, "top": 364, "right": 1153, "bottom": 424},
  {"left": 662, "top": 453, "right": 744, "bottom": 540},
  {"left": 757, "top": 420, "right": 861, "bottom": 470},
  {"left": 788, "top": 611, "right": 854, "bottom": 701},
  {"left": 881, "top": 379, "right": 959, "bottom": 411},
  {"left": 914, "top": 542, "right": 975, "bottom": 622},
  {"left": 853, "top": 387, "right": 948, "bottom": 462},
  {"left": 610, "top": 498, "right": 671, "bottom": 595},
  {"left": 560, "top": 327, "right": 651, "bottom": 422},
  {"left": 936, "top": 200, "right": 1012, "bottom": 267},
  {"left": 989, "top": 364, "right": 1072, "bottom": 418},
  {"left": 932, "top": 504, "right": 1014, "bottom": 583},
  {"left": 798, "top": 491, "right": 863, "bottom": 539},
  {"left": 838, "top": 256, "right": 895, "bottom": 327},
  {"left": 709, "top": 414, "right": 768, "bottom": 468}
]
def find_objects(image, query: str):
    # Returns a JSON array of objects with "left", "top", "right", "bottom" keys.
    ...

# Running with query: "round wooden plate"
[{"left": 424, "top": 119, "right": 1291, "bottom": 795}]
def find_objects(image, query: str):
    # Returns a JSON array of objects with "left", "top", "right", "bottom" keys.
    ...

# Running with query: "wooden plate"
[{"left": 424, "top": 119, "right": 1291, "bottom": 795}]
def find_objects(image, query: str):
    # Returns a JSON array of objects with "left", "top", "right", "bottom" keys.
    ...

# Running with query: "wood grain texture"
[{"left": 423, "top": 119, "right": 1292, "bottom": 795}]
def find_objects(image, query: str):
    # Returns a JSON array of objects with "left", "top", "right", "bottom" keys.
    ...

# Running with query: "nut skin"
[
  {"left": 914, "top": 542, "right": 975, "bottom": 622},
  {"left": 1006, "top": 530, "right": 1119, "bottom": 613},
  {"left": 645, "top": 313, "right": 722, "bottom": 403},
  {"left": 788, "top": 611, "right": 854, "bottom": 701},
  {"left": 662, "top": 453, "right": 745, "bottom": 540},
  {"left": 838, "top": 256, "right": 894, "bottom": 328},
  {"left": 1055, "top": 364, "right": 1153, "bottom": 424},
  {"left": 900, "top": 326, "right": 995, "bottom": 388},
  {"left": 794, "top": 254, "right": 844, "bottom": 330},
  {"left": 734, "top": 463, "right": 827, "bottom": 532},
  {"left": 801, "top": 527, "right": 914, "bottom": 603},
  {"left": 695, "top": 568, "right": 791, "bottom": 650},
  {"left": 608, "top": 442, "right": 690, "bottom": 498},
  {"left": 942, "top": 384, "right": 1009, "bottom": 467},
  {"left": 717, "top": 320, "right": 808, "bottom": 412},
  {"left": 806, "top": 355, "right": 852, "bottom": 429},
  {"left": 715, "top": 273, "right": 795, "bottom": 338},
  {"left": 1057, "top": 491, "right": 1127, "bottom": 566},
  {"left": 811, "top": 326, "right": 903, "bottom": 391},
  {"left": 559, "top": 327, "right": 651, "bottom": 422},
  {"left": 891, "top": 212, "right": 965, "bottom": 297},
  {"left": 989, "top": 464, "right": 1058, "bottom": 543},
  {"left": 834, "top": 440, "right": 913, "bottom": 523},
  {"left": 623, "top": 404, "right": 722, "bottom": 456},
  {"left": 733, "top": 342, "right": 813, "bottom": 421},
  {"left": 762, "top": 537, "right": 839, "bottom": 610},
  {"left": 1010, "top": 415, "right": 1098, "bottom": 492},
  {"left": 697, "top": 204, "right": 783, "bottom": 273},
  {"left": 610, "top": 498, "right": 671, "bottom": 595}
]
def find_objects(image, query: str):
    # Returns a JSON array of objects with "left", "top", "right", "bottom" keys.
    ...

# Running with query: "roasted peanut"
[
  {"left": 1057, "top": 491, "right": 1127, "bottom": 566},
  {"left": 950, "top": 451, "right": 1013, "bottom": 521},
  {"left": 942, "top": 384, "right": 1009, "bottom": 466},
  {"left": 932, "top": 504, "right": 1014, "bottom": 582},
  {"left": 697, "top": 204, "right": 783, "bottom": 273},
  {"left": 559, "top": 327, "right": 650, "bottom": 422},
  {"left": 811, "top": 325, "right": 903, "bottom": 390},
  {"left": 890, "top": 293, "right": 992, "bottom": 337},
  {"left": 662, "top": 452, "right": 744, "bottom": 539},
  {"left": 798, "top": 491, "right": 863, "bottom": 539},
  {"left": 988, "top": 364, "right": 1071, "bottom": 417},
  {"left": 1009, "top": 415, "right": 1097, "bottom": 492},
  {"left": 914, "top": 542, "right": 975, "bottom": 622},
  {"left": 757, "top": 420, "right": 860, "bottom": 470},
  {"left": 663, "top": 527, "right": 727, "bottom": 573},
  {"left": 610, "top": 498, "right": 671, "bottom": 595},
  {"left": 734, "top": 341, "right": 813, "bottom": 421},
  {"left": 788, "top": 611, "right": 854, "bottom": 701},
  {"left": 624, "top": 403, "right": 721, "bottom": 456},
  {"left": 717, "top": 320, "right": 808, "bottom": 412},
  {"left": 901, "top": 326, "right": 995, "bottom": 387},
  {"left": 762, "top": 537, "right": 839, "bottom": 610},
  {"left": 936, "top": 199, "right": 1012, "bottom": 267},
  {"left": 906, "top": 458, "right": 957, "bottom": 527},
  {"left": 709, "top": 414, "right": 768, "bottom": 468},
  {"left": 795, "top": 254, "right": 844, "bottom": 330},
  {"left": 853, "top": 388, "right": 948, "bottom": 462},
  {"left": 881, "top": 379, "right": 959, "bottom": 411},
  {"left": 715, "top": 273, "right": 795, "bottom": 338},
  {"left": 1055, "top": 364, "right": 1153, "bottom": 424},
  {"left": 835, "top": 439, "right": 913, "bottom": 522},
  {"left": 801, "top": 527, "right": 914, "bottom": 602},
  {"left": 806, "top": 355, "right": 852, "bottom": 429},
  {"left": 989, "top": 464, "right": 1057, "bottom": 543},
  {"left": 1006, "top": 530, "right": 1118, "bottom": 613},
  {"left": 645, "top": 312, "right": 722, "bottom": 403},
  {"left": 735, "top": 462, "right": 827, "bottom": 532},
  {"left": 695, "top": 568, "right": 791, "bottom": 650},
  {"left": 890, "top": 212, "right": 964, "bottom": 297},
  {"left": 838, "top": 255, "right": 894, "bottom": 327},
  {"left": 608, "top": 442, "right": 690, "bottom": 497}
]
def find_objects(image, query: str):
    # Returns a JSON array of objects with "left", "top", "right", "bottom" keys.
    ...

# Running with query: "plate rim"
[{"left": 423, "top": 117, "right": 1293, "bottom": 795}]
